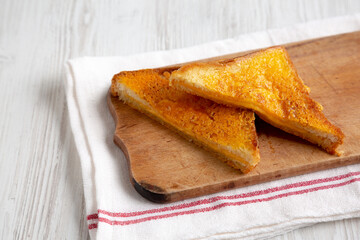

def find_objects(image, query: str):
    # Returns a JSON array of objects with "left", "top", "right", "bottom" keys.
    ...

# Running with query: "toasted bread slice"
[
  {"left": 170, "top": 47, "right": 344, "bottom": 155},
  {"left": 111, "top": 69, "right": 260, "bottom": 173}
]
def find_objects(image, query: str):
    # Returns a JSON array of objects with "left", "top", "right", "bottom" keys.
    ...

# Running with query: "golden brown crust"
[
  {"left": 111, "top": 69, "right": 260, "bottom": 173},
  {"left": 110, "top": 75, "right": 119, "bottom": 97},
  {"left": 170, "top": 47, "right": 344, "bottom": 155}
]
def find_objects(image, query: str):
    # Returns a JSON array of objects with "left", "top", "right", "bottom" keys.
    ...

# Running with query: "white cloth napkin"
[{"left": 65, "top": 14, "right": 360, "bottom": 240}]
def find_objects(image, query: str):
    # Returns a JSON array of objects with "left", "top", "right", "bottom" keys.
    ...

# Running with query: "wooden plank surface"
[
  {"left": 108, "top": 32, "right": 360, "bottom": 203},
  {"left": 1, "top": 0, "right": 360, "bottom": 239}
]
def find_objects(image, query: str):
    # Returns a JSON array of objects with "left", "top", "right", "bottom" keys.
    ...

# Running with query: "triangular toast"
[
  {"left": 170, "top": 47, "right": 344, "bottom": 154},
  {"left": 111, "top": 69, "right": 260, "bottom": 173}
]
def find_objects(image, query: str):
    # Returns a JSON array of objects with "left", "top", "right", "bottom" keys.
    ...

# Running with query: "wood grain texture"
[
  {"left": 1, "top": 0, "right": 360, "bottom": 239},
  {"left": 108, "top": 32, "right": 360, "bottom": 203}
]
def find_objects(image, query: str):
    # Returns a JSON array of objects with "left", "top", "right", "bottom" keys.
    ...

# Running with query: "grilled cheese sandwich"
[
  {"left": 111, "top": 69, "right": 260, "bottom": 173},
  {"left": 170, "top": 47, "right": 344, "bottom": 154}
]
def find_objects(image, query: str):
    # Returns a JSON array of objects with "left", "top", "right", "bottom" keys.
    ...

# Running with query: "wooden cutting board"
[{"left": 108, "top": 31, "right": 360, "bottom": 203}]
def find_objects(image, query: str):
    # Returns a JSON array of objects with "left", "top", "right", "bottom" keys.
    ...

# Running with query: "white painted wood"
[{"left": 0, "top": 0, "right": 359, "bottom": 239}]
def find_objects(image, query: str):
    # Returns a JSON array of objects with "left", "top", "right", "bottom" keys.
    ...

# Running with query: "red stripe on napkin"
[
  {"left": 97, "top": 171, "right": 359, "bottom": 218},
  {"left": 88, "top": 223, "right": 98, "bottom": 229},
  {"left": 87, "top": 214, "right": 98, "bottom": 220},
  {"left": 87, "top": 172, "right": 360, "bottom": 229}
]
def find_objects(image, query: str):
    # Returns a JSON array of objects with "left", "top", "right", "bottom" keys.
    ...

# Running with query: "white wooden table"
[{"left": 1, "top": 0, "right": 359, "bottom": 239}]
